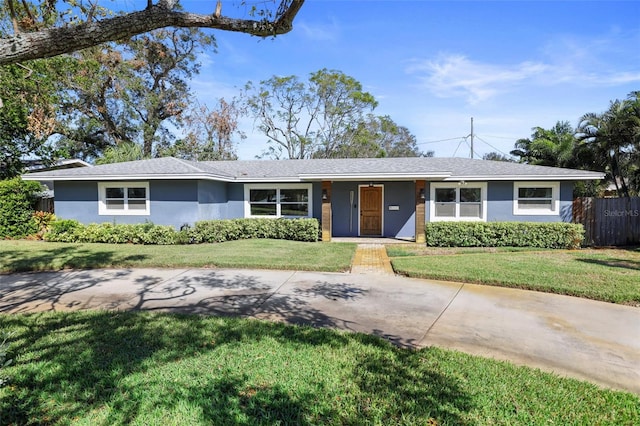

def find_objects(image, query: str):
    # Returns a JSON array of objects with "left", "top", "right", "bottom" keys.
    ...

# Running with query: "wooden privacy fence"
[
  {"left": 35, "top": 197, "right": 54, "bottom": 213},
  {"left": 573, "top": 197, "right": 640, "bottom": 246}
]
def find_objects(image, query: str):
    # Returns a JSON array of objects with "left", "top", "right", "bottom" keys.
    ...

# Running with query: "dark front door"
[{"left": 360, "top": 186, "right": 382, "bottom": 236}]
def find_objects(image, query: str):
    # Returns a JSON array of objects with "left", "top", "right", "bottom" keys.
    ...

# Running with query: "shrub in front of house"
[
  {"left": 44, "top": 218, "right": 319, "bottom": 244},
  {"left": 43, "top": 219, "right": 83, "bottom": 242},
  {"left": 425, "top": 222, "right": 584, "bottom": 249},
  {"left": 187, "top": 218, "right": 319, "bottom": 243},
  {"left": 0, "top": 178, "right": 44, "bottom": 239},
  {"left": 44, "top": 221, "right": 179, "bottom": 244}
]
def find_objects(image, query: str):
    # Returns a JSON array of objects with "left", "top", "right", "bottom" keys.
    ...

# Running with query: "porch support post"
[
  {"left": 321, "top": 181, "right": 332, "bottom": 242},
  {"left": 415, "top": 180, "right": 426, "bottom": 243}
]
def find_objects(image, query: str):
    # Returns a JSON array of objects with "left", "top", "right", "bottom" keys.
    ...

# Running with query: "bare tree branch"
[{"left": 0, "top": 0, "right": 305, "bottom": 66}]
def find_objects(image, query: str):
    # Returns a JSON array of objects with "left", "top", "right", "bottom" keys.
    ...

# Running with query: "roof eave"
[
  {"left": 440, "top": 174, "right": 605, "bottom": 181},
  {"left": 297, "top": 173, "right": 452, "bottom": 181},
  {"left": 22, "top": 173, "right": 236, "bottom": 182}
]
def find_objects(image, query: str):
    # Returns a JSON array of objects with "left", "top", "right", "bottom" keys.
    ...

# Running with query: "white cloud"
[
  {"left": 406, "top": 48, "right": 640, "bottom": 106},
  {"left": 297, "top": 19, "right": 339, "bottom": 41},
  {"left": 406, "top": 54, "right": 550, "bottom": 105}
]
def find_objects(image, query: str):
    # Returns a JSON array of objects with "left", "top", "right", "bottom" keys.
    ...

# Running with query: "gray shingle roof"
[{"left": 23, "top": 156, "right": 604, "bottom": 181}]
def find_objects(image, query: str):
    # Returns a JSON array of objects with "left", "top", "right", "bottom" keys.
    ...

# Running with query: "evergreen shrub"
[{"left": 425, "top": 222, "right": 584, "bottom": 249}]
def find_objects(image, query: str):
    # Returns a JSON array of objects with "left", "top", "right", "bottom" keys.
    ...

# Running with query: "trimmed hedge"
[
  {"left": 186, "top": 218, "right": 319, "bottom": 243},
  {"left": 44, "top": 218, "right": 319, "bottom": 244},
  {"left": 44, "top": 220, "right": 178, "bottom": 244},
  {"left": 425, "top": 222, "right": 585, "bottom": 249},
  {"left": 0, "top": 178, "right": 43, "bottom": 238}
]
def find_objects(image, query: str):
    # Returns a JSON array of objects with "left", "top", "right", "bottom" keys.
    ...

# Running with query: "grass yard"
[
  {"left": 0, "top": 311, "right": 638, "bottom": 425},
  {"left": 0, "top": 239, "right": 356, "bottom": 274},
  {"left": 388, "top": 246, "right": 640, "bottom": 305}
]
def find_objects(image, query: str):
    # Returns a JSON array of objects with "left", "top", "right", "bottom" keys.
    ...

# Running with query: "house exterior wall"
[
  {"left": 485, "top": 181, "right": 573, "bottom": 222},
  {"left": 54, "top": 178, "right": 576, "bottom": 233},
  {"left": 55, "top": 180, "right": 202, "bottom": 228},
  {"left": 330, "top": 181, "right": 415, "bottom": 238},
  {"left": 197, "top": 180, "right": 228, "bottom": 221},
  {"left": 54, "top": 180, "right": 324, "bottom": 229},
  {"left": 425, "top": 181, "right": 574, "bottom": 223},
  {"left": 53, "top": 181, "right": 99, "bottom": 222}
]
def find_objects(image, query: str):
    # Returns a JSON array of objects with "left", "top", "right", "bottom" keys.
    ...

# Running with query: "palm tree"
[
  {"left": 576, "top": 95, "right": 639, "bottom": 197},
  {"left": 511, "top": 121, "right": 576, "bottom": 167}
]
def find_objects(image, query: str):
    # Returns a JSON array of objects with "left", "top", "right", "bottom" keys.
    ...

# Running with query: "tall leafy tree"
[
  {"left": 95, "top": 142, "right": 149, "bottom": 165},
  {"left": 0, "top": 0, "right": 304, "bottom": 65},
  {"left": 0, "top": 59, "right": 68, "bottom": 178},
  {"left": 482, "top": 152, "right": 514, "bottom": 162},
  {"left": 160, "top": 98, "right": 245, "bottom": 161},
  {"left": 332, "top": 114, "right": 430, "bottom": 158},
  {"left": 244, "top": 69, "right": 380, "bottom": 159},
  {"left": 58, "top": 27, "right": 214, "bottom": 160}
]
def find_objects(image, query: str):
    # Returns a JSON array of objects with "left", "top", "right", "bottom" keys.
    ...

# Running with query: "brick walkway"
[{"left": 350, "top": 244, "right": 394, "bottom": 275}]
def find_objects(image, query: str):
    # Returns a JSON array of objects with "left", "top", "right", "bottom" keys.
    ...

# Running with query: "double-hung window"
[
  {"left": 244, "top": 184, "right": 312, "bottom": 218},
  {"left": 430, "top": 182, "right": 487, "bottom": 221},
  {"left": 98, "top": 182, "right": 150, "bottom": 215},
  {"left": 513, "top": 182, "right": 559, "bottom": 215}
]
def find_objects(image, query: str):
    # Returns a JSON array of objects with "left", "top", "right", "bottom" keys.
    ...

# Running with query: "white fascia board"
[
  {"left": 234, "top": 176, "right": 303, "bottom": 183},
  {"left": 297, "top": 172, "right": 452, "bottom": 181},
  {"left": 440, "top": 174, "right": 605, "bottom": 181},
  {"left": 22, "top": 173, "right": 236, "bottom": 182}
]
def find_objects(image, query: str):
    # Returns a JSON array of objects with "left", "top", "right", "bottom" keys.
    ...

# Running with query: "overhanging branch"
[{"left": 0, "top": 0, "right": 305, "bottom": 66}]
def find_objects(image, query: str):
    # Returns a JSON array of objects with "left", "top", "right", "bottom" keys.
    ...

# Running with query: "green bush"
[
  {"left": 0, "top": 178, "right": 43, "bottom": 238},
  {"left": 188, "top": 218, "right": 319, "bottom": 243},
  {"left": 44, "top": 219, "right": 82, "bottom": 242},
  {"left": 43, "top": 218, "right": 319, "bottom": 244},
  {"left": 425, "top": 222, "right": 584, "bottom": 249},
  {"left": 45, "top": 221, "right": 178, "bottom": 245}
]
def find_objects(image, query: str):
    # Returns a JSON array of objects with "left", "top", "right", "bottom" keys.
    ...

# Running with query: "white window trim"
[
  {"left": 98, "top": 182, "right": 150, "bottom": 216},
  {"left": 244, "top": 183, "right": 313, "bottom": 218},
  {"left": 513, "top": 181, "right": 560, "bottom": 216},
  {"left": 429, "top": 182, "right": 487, "bottom": 222}
]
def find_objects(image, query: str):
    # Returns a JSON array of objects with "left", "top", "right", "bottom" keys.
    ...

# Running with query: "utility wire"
[
  {"left": 474, "top": 135, "right": 513, "bottom": 157},
  {"left": 451, "top": 138, "right": 466, "bottom": 157},
  {"left": 481, "top": 134, "right": 519, "bottom": 140},
  {"left": 416, "top": 136, "right": 467, "bottom": 146},
  {"left": 462, "top": 139, "right": 481, "bottom": 159}
]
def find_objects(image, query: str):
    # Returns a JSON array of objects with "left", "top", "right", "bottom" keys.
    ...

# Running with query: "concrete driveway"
[{"left": 1, "top": 267, "right": 638, "bottom": 394}]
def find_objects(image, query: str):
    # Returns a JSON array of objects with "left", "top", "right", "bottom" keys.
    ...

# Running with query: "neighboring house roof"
[
  {"left": 22, "top": 156, "right": 605, "bottom": 182},
  {"left": 25, "top": 158, "right": 92, "bottom": 172}
]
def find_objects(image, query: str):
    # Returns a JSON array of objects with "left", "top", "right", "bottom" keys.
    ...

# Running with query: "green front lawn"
[
  {"left": 388, "top": 246, "right": 640, "bottom": 305},
  {"left": 1, "top": 312, "right": 637, "bottom": 425},
  {"left": 0, "top": 239, "right": 357, "bottom": 274}
]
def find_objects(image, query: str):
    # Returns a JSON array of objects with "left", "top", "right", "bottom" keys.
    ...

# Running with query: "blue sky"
[{"left": 140, "top": 1, "right": 640, "bottom": 159}]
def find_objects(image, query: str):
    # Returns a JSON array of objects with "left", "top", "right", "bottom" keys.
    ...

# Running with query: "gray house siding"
[
  {"left": 424, "top": 181, "right": 574, "bottom": 223},
  {"left": 55, "top": 180, "right": 201, "bottom": 228},
  {"left": 197, "top": 180, "right": 228, "bottom": 221},
  {"left": 226, "top": 183, "right": 245, "bottom": 219},
  {"left": 383, "top": 181, "right": 416, "bottom": 238},
  {"left": 485, "top": 181, "right": 574, "bottom": 222},
  {"left": 54, "top": 181, "right": 99, "bottom": 221},
  {"left": 330, "top": 181, "right": 415, "bottom": 238},
  {"left": 311, "top": 181, "right": 323, "bottom": 222},
  {"left": 54, "top": 178, "right": 577, "bottom": 233},
  {"left": 152, "top": 180, "right": 200, "bottom": 227}
]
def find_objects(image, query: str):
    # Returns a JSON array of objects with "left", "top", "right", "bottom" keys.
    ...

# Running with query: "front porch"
[{"left": 321, "top": 180, "right": 426, "bottom": 243}]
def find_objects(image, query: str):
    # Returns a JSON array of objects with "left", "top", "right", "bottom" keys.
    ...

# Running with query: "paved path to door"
[
  {"left": 350, "top": 244, "right": 394, "bottom": 275},
  {"left": 1, "top": 267, "right": 639, "bottom": 394}
]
